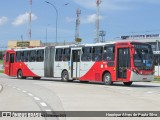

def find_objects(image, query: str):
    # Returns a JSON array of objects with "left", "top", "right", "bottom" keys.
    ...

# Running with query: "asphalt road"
[{"left": 0, "top": 73, "right": 160, "bottom": 120}]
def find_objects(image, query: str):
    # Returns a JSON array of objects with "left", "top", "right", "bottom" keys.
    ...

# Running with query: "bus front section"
[{"left": 130, "top": 42, "right": 154, "bottom": 83}]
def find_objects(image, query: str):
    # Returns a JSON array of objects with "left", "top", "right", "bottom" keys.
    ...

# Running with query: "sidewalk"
[{"left": 0, "top": 64, "right": 3, "bottom": 70}]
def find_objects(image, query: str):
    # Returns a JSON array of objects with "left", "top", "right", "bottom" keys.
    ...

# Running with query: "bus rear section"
[{"left": 4, "top": 48, "right": 45, "bottom": 79}]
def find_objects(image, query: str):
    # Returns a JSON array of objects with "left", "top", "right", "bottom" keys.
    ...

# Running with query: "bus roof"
[
  {"left": 15, "top": 47, "right": 46, "bottom": 51},
  {"left": 5, "top": 40, "right": 150, "bottom": 52}
]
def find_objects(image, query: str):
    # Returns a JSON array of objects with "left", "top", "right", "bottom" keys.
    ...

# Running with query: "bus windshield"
[{"left": 132, "top": 43, "right": 154, "bottom": 70}]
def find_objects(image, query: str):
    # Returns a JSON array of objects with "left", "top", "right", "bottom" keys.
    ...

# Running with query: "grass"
[
  {"left": 0, "top": 60, "right": 3, "bottom": 64},
  {"left": 0, "top": 60, "right": 4, "bottom": 74},
  {"left": 0, "top": 70, "right": 4, "bottom": 73},
  {"left": 154, "top": 77, "right": 160, "bottom": 82}
]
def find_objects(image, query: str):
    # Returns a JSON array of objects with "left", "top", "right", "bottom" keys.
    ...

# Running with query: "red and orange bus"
[{"left": 4, "top": 41, "right": 154, "bottom": 86}]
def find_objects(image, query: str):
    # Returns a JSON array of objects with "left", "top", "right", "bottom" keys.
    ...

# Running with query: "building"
[
  {"left": 120, "top": 34, "right": 160, "bottom": 76},
  {"left": 8, "top": 40, "right": 76, "bottom": 50},
  {"left": 8, "top": 40, "right": 42, "bottom": 50},
  {"left": 41, "top": 42, "right": 76, "bottom": 46},
  {"left": 120, "top": 34, "right": 160, "bottom": 51}
]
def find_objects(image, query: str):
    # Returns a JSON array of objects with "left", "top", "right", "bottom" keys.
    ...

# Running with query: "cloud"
[
  {"left": 12, "top": 12, "right": 37, "bottom": 26},
  {"left": 0, "top": 16, "right": 8, "bottom": 26},
  {"left": 66, "top": 17, "right": 75, "bottom": 23},
  {"left": 71, "top": 0, "right": 132, "bottom": 11},
  {"left": 66, "top": 14, "right": 105, "bottom": 24},
  {"left": 81, "top": 14, "right": 105, "bottom": 24},
  {"left": 71, "top": 0, "right": 160, "bottom": 11}
]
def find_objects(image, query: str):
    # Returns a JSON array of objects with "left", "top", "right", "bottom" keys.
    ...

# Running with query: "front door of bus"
[
  {"left": 117, "top": 48, "right": 130, "bottom": 80},
  {"left": 71, "top": 49, "right": 81, "bottom": 79}
]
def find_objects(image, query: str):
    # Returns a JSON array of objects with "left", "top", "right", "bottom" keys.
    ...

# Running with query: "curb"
[{"left": 0, "top": 84, "right": 3, "bottom": 93}]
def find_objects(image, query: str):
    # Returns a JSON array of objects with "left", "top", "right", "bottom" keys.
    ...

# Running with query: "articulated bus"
[{"left": 4, "top": 41, "right": 154, "bottom": 86}]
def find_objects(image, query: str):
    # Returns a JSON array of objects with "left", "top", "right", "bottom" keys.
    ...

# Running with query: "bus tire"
[
  {"left": 17, "top": 70, "right": 26, "bottom": 79},
  {"left": 33, "top": 77, "right": 41, "bottom": 80},
  {"left": 80, "top": 81, "right": 89, "bottom": 83},
  {"left": 61, "top": 71, "right": 69, "bottom": 82},
  {"left": 103, "top": 72, "right": 113, "bottom": 85},
  {"left": 123, "top": 82, "right": 132, "bottom": 86}
]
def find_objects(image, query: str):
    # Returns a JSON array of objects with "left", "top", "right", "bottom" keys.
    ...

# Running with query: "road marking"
[
  {"left": 17, "top": 88, "right": 21, "bottom": 91},
  {"left": 9, "top": 86, "right": 49, "bottom": 109},
  {"left": 28, "top": 93, "right": 33, "bottom": 96},
  {"left": 45, "top": 109, "right": 51, "bottom": 111},
  {"left": 116, "top": 87, "right": 123, "bottom": 90},
  {"left": 22, "top": 90, "right": 27, "bottom": 93},
  {"left": 146, "top": 91, "right": 153, "bottom": 94},
  {"left": 126, "top": 88, "right": 132, "bottom": 91},
  {"left": 34, "top": 97, "right": 40, "bottom": 101},
  {"left": 40, "top": 102, "right": 47, "bottom": 107}
]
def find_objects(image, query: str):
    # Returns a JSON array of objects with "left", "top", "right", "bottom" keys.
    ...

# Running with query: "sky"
[{"left": 0, "top": 0, "right": 160, "bottom": 48}]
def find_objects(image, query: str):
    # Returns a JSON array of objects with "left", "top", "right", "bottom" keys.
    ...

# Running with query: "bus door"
[
  {"left": 71, "top": 49, "right": 81, "bottom": 79},
  {"left": 5, "top": 52, "right": 15, "bottom": 76},
  {"left": 117, "top": 48, "right": 130, "bottom": 80},
  {"left": 9, "top": 53, "right": 15, "bottom": 76}
]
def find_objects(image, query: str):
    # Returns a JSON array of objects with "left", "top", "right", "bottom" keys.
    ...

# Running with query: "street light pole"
[
  {"left": 45, "top": 1, "right": 58, "bottom": 45},
  {"left": 46, "top": 24, "right": 50, "bottom": 46},
  {"left": 46, "top": 27, "right": 48, "bottom": 45}
]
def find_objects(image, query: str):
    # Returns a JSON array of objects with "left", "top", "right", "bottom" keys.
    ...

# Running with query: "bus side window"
[
  {"left": 29, "top": 50, "right": 36, "bottom": 62},
  {"left": 21, "top": 51, "right": 24, "bottom": 62},
  {"left": 63, "top": 48, "right": 70, "bottom": 61},
  {"left": 23, "top": 51, "right": 29, "bottom": 62},
  {"left": 55, "top": 48, "right": 63, "bottom": 61},
  {"left": 92, "top": 47, "right": 102, "bottom": 61},
  {"left": 103, "top": 46, "right": 115, "bottom": 61},
  {"left": 16, "top": 51, "right": 21, "bottom": 62},
  {"left": 37, "top": 50, "right": 44, "bottom": 62},
  {"left": 81, "top": 47, "right": 92, "bottom": 61}
]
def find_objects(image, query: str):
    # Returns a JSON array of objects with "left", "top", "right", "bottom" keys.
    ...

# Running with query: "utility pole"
[
  {"left": 95, "top": 0, "right": 101, "bottom": 43},
  {"left": 29, "top": 0, "right": 32, "bottom": 40},
  {"left": 156, "top": 40, "right": 159, "bottom": 76},
  {"left": 75, "top": 8, "right": 81, "bottom": 43},
  {"left": 21, "top": 35, "right": 24, "bottom": 48},
  {"left": 99, "top": 30, "right": 106, "bottom": 42}
]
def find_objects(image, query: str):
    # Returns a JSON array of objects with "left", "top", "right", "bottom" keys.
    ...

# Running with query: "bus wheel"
[
  {"left": 17, "top": 70, "right": 25, "bottom": 79},
  {"left": 61, "top": 71, "right": 69, "bottom": 82},
  {"left": 123, "top": 82, "right": 132, "bottom": 86},
  {"left": 103, "top": 72, "right": 113, "bottom": 85}
]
